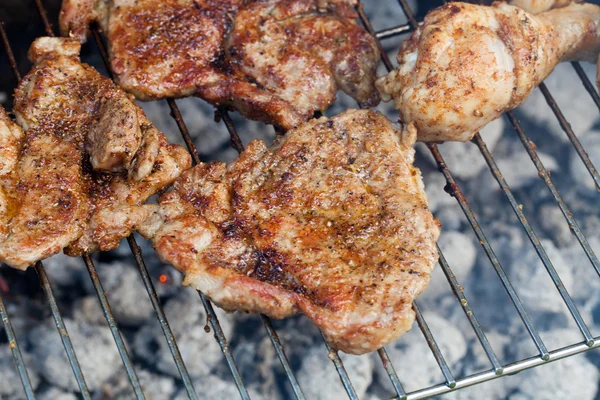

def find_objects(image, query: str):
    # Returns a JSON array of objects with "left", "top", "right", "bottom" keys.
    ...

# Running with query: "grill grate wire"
[{"left": 0, "top": 1, "right": 597, "bottom": 399}]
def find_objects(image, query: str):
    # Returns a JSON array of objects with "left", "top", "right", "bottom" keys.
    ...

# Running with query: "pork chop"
[
  {"left": 0, "top": 37, "right": 190, "bottom": 270},
  {"left": 139, "top": 109, "right": 440, "bottom": 354}
]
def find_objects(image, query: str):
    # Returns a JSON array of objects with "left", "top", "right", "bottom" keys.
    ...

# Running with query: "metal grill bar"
[
  {"left": 320, "top": 332, "right": 359, "bottom": 399},
  {"left": 436, "top": 247, "right": 503, "bottom": 372},
  {"left": 87, "top": 23, "right": 251, "bottom": 398},
  {"left": 127, "top": 237, "right": 199, "bottom": 400},
  {"left": 428, "top": 143, "right": 552, "bottom": 357},
  {"left": 196, "top": 293, "right": 250, "bottom": 400},
  {"left": 473, "top": 130, "right": 592, "bottom": 346},
  {"left": 214, "top": 100, "right": 352, "bottom": 400},
  {"left": 506, "top": 111, "right": 600, "bottom": 281},
  {"left": 83, "top": 255, "right": 146, "bottom": 399},
  {"left": 413, "top": 302, "right": 456, "bottom": 388},
  {"left": 537, "top": 83, "right": 600, "bottom": 190},
  {"left": 34, "top": 262, "right": 92, "bottom": 398},
  {"left": 358, "top": 0, "right": 506, "bottom": 386},
  {"left": 377, "top": 348, "right": 407, "bottom": 400},
  {"left": 402, "top": 335, "right": 600, "bottom": 400},
  {"left": 1, "top": 21, "right": 94, "bottom": 399},
  {"left": 0, "top": 289, "right": 35, "bottom": 399},
  {"left": 260, "top": 315, "right": 306, "bottom": 400},
  {"left": 571, "top": 62, "right": 600, "bottom": 111},
  {"left": 374, "top": 23, "right": 412, "bottom": 40},
  {"left": 0, "top": 1, "right": 597, "bottom": 399}
]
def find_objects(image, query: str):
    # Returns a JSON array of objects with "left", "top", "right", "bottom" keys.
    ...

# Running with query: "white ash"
[
  {"left": 133, "top": 288, "right": 234, "bottom": 378},
  {"left": 27, "top": 318, "right": 122, "bottom": 393},
  {"left": 373, "top": 312, "right": 467, "bottom": 395},
  {"left": 107, "top": 367, "right": 177, "bottom": 400},
  {"left": 81, "top": 261, "right": 154, "bottom": 327},
  {"left": 537, "top": 203, "right": 577, "bottom": 248},
  {"left": 36, "top": 387, "right": 77, "bottom": 400},
  {"left": 423, "top": 231, "right": 477, "bottom": 301},
  {"left": 510, "top": 330, "right": 599, "bottom": 400},
  {"left": 173, "top": 374, "right": 263, "bottom": 400},
  {"left": 232, "top": 335, "right": 281, "bottom": 399},
  {"left": 0, "top": 347, "right": 40, "bottom": 400},
  {"left": 72, "top": 296, "right": 107, "bottom": 326},
  {"left": 494, "top": 149, "right": 558, "bottom": 190},
  {"left": 293, "top": 346, "right": 373, "bottom": 400},
  {"left": 419, "top": 118, "right": 505, "bottom": 180},
  {"left": 424, "top": 172, "right": 459, "bottom": 213},
  {"left": 507, "top": 239, "right": 574, "bottom": 316},
  {"left": 518, "top": 62, "right": 599, "bottom": 142},
  {"left": 40, "top": 253, "right": 87, "bottom": 288},
  {"left": 569, "top": 130, "right": 600, "bottom": 193}
]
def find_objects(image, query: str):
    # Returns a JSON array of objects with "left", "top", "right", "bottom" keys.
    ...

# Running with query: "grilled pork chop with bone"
[
  {"left": 0, "top": 37, "right": 190, "bottom": 270},
  {"left": 376, "top": 2, "right": 600, "bottom": 142},
  {"left": 59, "top": 0, "right": 380, "bottom": 130},
  {"left": 139, "top": 109, "right": 440, "bottom": 354}
]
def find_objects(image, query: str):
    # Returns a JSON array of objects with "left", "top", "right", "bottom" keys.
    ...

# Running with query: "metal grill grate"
[{"left": 0, "top": 0, "right": 599, "bottom": 399}]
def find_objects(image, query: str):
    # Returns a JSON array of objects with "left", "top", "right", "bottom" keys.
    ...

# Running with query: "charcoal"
[
  {"left": 423, "top": 231, "right": 477, "bottom": 300},
  {"left": 27, "top": 319, "right": 122, "bottom": 392},
  {"left": 133, "top": 288, "right": 234, "bottom": 378},
  {"left": 81, "top": 261, "right": 154, "bottom": 327},
  {"left": 293, "top": 346, "right": 373, "bottom": 400},
  {"left": 570, "top": 131, "right": 600, "bottom": 193},
  {"left": 418, "top": 118, "right": 505, "bottom": 180},
  {"left": 0, "top": 347, "right": 40, "bottom": 399},
  {"left": 174, "top": 374, "right": 263, "bottom": 400},
  {"left": 36, "top": 387, "right": 77, "bottom": 400},
  {"left": 373, "top": 312, "right": 467, "bottom": 395},
  {"left": 520, "top": 63, "right": 599, "bottom": 142},
  {"left": 106, "top": 367, "right": 177, "bottom": 400}
]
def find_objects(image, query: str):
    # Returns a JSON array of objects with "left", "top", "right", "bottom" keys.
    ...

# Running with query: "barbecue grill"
[{"left": 1, "top": 0, "right": 599, "bottom": 399}]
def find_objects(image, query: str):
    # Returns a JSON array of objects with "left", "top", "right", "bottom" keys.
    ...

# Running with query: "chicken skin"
[
  {"left": 0, "top": 37, "right": 190, "bottom": 270},
  {"left": 507, "top": 0, "right": 579, "bottom": 13},
  {"left": 376, "top": 2, "right": 600, "bottom": 142},
  {"left": 59, "top": 0, "right": 380, "bottom": 130},
  {"left": 139, "top": 109, "right": 440, "bottom": 354}
]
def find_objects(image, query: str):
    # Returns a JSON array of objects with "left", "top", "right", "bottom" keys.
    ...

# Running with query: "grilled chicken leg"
[
  {"left": 376, "top": 2, "right": 600, "bottom": 142},
  {"left": 0, "top": 37, "right": 190, "bottom": 270}
]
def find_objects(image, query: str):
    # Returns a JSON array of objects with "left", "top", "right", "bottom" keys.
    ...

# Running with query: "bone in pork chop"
[
  {"left": 139, "top": 109, "right": 440, "bottom": 354},
  {"left": 0, "top": 37, "right": 191, "bottom": 270}
]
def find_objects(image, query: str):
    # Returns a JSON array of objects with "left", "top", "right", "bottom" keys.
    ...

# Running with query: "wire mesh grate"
[{"left": 0, "top": 1, "right": 598, "bottom": 399}]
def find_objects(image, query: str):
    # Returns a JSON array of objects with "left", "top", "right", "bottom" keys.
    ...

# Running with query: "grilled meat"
[
  {"left": 0, "top": 107, "right": 24, "bottom": 242},
  {"left": 376, "top": 2, "right": 600, "bottom": 142},
  {"left": 507, "top": 0, "right": 579, "bottom": 13},
  {"left": 59, "top": 0, "right": 380, "bottom": 130},
  {"left": 0, "top": 37, "right": 190, "bottom": 270},
  {"left": 139, "top": 109, "right": 440, "bottom": 354},
  {"left": 210, "top": 0, "right": 381, "bottom": 128}
]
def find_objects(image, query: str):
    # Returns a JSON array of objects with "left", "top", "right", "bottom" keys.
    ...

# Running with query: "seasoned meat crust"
[
  {"left": 0, "top": 37, "right": 191, "bottom": 270},
  {"left": 59, "top": 0, "right": 380, "bottom": 130},
  {"left": 215, "top": 0, "right": 381, "bottom": 124},
  {"left": 376, "top": 2, "right": 600, "bottom": 142},
  {"left": 139, "top": 109, "right": 440, "bottom": 354}
]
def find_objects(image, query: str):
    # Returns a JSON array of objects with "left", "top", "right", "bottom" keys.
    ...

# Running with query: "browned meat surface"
[
  {"left": 139, "top": 109, "right": 440, "bottom": 354},
  {"left": 0, "top": 37, "right": 190, "bottom": 270},
  {"left": 507, "top": 0, "right": 579, "bottom": 13},
  {"left": 214, "top": 0, "right": 380, "bottom": 126},
  {"left": 376, "top": 2, "right": 600, "bottom": 142},
  {"left": 59, "top": 0, "right": 380, "bottom": 130},
  {"left": 0, "top": 107, "right": 24, "bottom": 242}
]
